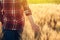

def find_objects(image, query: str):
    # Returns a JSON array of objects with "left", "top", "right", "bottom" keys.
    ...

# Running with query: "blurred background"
[
  {"left": 0, "top": 0, "right": 60, "bottom": 40},
  {"left": 27, "top": 0, "right": 60, "bottom": 4}
]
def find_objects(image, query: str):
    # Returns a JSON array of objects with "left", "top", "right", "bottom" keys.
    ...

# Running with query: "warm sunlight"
[{"left": 27, "top": 0, "right": 60, "bottom": 4}]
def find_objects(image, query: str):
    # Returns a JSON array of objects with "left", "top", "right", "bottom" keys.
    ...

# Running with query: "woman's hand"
[
  {"left": 27, "top": 15, "right": 40, "bottom": 32},
  {"left": 31, "top": 23, "right": 40, "bottom": 32}
]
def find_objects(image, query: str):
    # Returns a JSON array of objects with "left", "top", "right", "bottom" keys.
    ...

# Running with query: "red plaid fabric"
[{"left": 0, "top": 0, "right": 32, "bottom": 30}]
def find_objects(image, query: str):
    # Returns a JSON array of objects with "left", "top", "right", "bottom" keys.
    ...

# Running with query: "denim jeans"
[{"left": 2, "top": 29, "right": 23, "bottom": 40}]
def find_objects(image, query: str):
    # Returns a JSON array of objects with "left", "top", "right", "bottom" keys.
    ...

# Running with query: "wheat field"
[
  {"left": 22, "top": 4, "right": 60, "bottom": 40},
  {"left": 0, "top": 4, "right": 60, "bottom": 40}
]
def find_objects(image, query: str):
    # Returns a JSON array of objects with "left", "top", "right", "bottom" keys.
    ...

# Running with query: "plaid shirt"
[{"left": 0, "top": 0, "right": 32, "bottom": 30}]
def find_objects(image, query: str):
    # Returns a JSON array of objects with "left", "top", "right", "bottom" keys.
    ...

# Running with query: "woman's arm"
[
  {"left": 27, "top": 15, "right": 40, "bottom": 32},
  {"left": 22, "top": 0, "right": 39, "bottom": 32},
  {"left": 0, "top": 1, "right": 3, "bottom": 23},
  {"left": 0, "top": 1, "right": 3, "bottom": 33}
]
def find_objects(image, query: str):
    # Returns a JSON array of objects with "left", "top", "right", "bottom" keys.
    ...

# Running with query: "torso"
[{"left": 3, "top": 0, "right": 25, "bottom": 30}]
